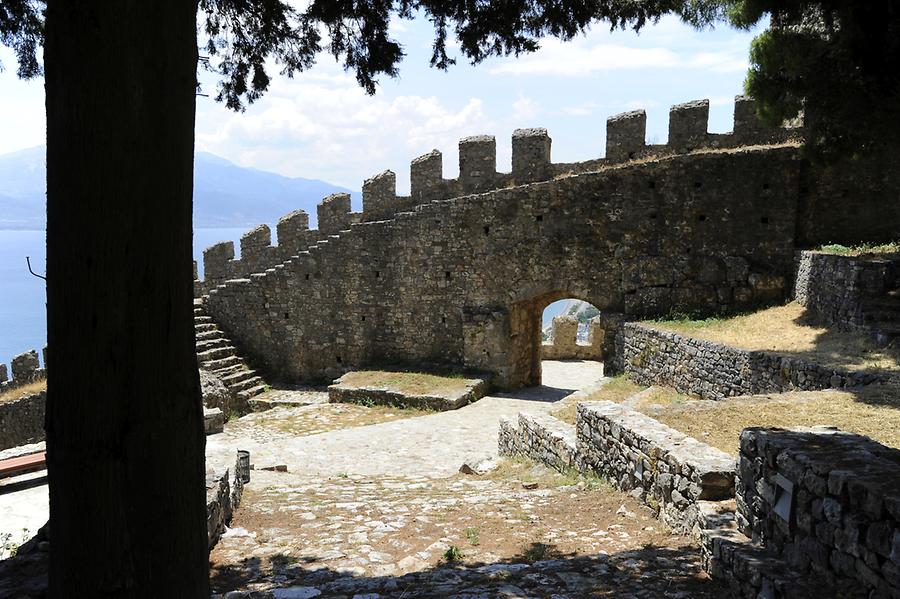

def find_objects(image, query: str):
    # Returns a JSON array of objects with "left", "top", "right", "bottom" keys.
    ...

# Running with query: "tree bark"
[{"left": 44, "top": 2, "right": 207, "bottom": 596}]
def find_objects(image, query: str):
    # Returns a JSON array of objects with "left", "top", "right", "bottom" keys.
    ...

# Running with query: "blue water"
[{"left": 0, "top": 227, "right": 252, "bottom": 366}]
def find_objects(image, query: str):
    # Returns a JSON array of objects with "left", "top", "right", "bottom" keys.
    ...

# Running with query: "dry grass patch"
[
  {"left": 336, "top": 370, "right": 473, "bottom": 397},
  {"left": 552, "top": 374, "right": 643, "bottom": 424},
  {"left": 816, "top": 241, "right": 900, "bottom": 257},
  {"left": 639, "top": 383, "right": 900, "bottom": 454},
  {"left": 0, "top": 379, "right": 46, "bottom": 404},
  {"left": 647, "top": 302, "right": 899, "bottom": 374}
]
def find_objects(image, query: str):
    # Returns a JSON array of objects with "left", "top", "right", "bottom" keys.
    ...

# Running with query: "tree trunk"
[{"left": 44, "top": 2, "right": 207, "bottom": 595}]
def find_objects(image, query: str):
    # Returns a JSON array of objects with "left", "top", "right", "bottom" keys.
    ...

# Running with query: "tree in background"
[
  {"left": 726, "top": 0, "right": 900, "bottom": 157},
  {"left": 0, "top": 0, "right": 893, "bottom": 594}
]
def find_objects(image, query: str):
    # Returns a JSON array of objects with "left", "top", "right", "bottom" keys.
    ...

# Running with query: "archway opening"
[{"left": 539, "top": 298, "right": 604, "bottom": 388}]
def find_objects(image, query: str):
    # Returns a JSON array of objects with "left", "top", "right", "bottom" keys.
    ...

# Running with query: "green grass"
[
  {"left": 464, "top": 526, "right": 481, "bottom": 546},
  {"left": 443, "top": 545, "right": 464, "bottom": 562},
  {"left": 816, "top": 240, "right": 900, "bottom": 256}
]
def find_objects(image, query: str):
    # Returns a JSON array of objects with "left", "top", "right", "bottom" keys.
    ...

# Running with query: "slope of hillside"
[{"left": 0, "top": 146, "right": 360, "bottom": 229}]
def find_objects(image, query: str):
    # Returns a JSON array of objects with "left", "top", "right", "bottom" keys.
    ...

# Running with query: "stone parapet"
[
  {"left": 0, "top": 390, "right": 46, "bottom": 451},
  {"left": 541, "top": 315, "right": 603, "bottom": 361},
  {"left": 498, "top": 412, "right": 578, "bottom": 473},
  {"left": 577, "top": 401, "right": 735, "bottom": 534},
  {"left": 618, "top": 323, "right": 889, "bottom": 400}
]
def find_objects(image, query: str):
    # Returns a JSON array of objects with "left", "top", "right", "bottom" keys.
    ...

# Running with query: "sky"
[{"left": 0, "top": 14, "right": 764, "bottom": 193}]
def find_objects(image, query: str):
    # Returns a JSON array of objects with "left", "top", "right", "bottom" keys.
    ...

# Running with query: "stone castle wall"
[
  {"left": 195, "top": 94, "right": 896, "bottom": 389},
  {"left": 200, "top": 96, "right": 803, "bottom": 388},
  {"left": 540, "top": 315, "right": 603, "bottom": 361}
]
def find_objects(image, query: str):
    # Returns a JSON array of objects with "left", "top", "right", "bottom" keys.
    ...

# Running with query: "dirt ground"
[{"left": 210, "top": 460, "right": 723, "bottom": 598}]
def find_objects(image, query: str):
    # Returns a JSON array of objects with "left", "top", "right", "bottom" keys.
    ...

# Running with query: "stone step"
[
  {"left": 194, "top": 315, "right": 213, "bottom": 325},
  {"left": 197, "top": 345, "right": 237, "bottom": 364},
  {"left": 196, "top": 329, "right": 226, "bottom": 342},
  {"left": 194, "top": 307, "right": 204, "bottom": 315},
  {"left": 194, "top": 322, "right": 217, "bottom": 333},
  {"left": 210, "top": 363, "right": 245, "bottom": 378},
  {"left": 196, "top": 337, "right": 230, "bottom": 353},
  {"left": 228, "top": 375, "right": 264, "bottom": 393},
  {"left": 237, "top": 384, "right": 267, "bottom": 401},
  {"left": 202, "top": 355, "right": 242, "bottom": 372},
  {"left": 220, "top": 369, "right": 257, "bottom": 386}
]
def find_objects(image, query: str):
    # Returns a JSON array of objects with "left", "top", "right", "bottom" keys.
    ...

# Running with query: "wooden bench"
[{"left": 0, "top": 452, "right": 47, "bottom": 480}]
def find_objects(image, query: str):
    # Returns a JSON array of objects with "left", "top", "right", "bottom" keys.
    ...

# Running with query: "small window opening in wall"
[
  {"left": 685, "top": 247, "right": 692, "bottom": 254},
  {"left": 762, "top": 183, "right": 771, "bottom": 191},
  {"left": 649, "top": 212, "right": 658, "bottom": 220},
  {"left": 284, "top": 312, "right": 289, "bottom": 320},
  {"left": 648, "top": 180, "right": 656, "bottom": 189},
  {"left": 483, "top": 225, "right": 491, "bottom": 236},
  {"left": 536, "top": 214, "right": 543, "bottom": 222},
  {"left": 361, "top": 315, "right": 366, "bottom": 322},
  {"left": 800, "top": 186, "right": 809, "bottom": 194},
  {"left": 375, "top": 270, "right": 380, "bottom": 278},
  {"left": 445, "top": 271, "right": 451, "bottom": 280},
  {"left": 441, "top": 316, "right": 446, "bottom": 324},
  {"left": 761, "top": 216, "right": 770, "bottom": 225},
  {"left": 305, "top": 273, "right": 310, "bottom": 280},
  {"left": 628, "top": 151, "right": 636, "bottom": 159},
  {"left": 336, "top": 355, "right": 342, "bottom": 364},
  {"left": 694, "top": 181, "right": 703, "bottom": 189},
  {"left": 697, "top": 214, "right": 707, "bottom": 222}
]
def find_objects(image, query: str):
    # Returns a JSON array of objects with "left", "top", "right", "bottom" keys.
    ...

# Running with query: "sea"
[
  {"left": 0, "top": 227, "right": 245, "bottom": 366},
  {"left": 0, "top": 227, "right": 577, "bottom": 367}
]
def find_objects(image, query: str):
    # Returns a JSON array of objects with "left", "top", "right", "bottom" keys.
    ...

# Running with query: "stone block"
[{"left": 11, "top": 350, "right": 39, "bottom": 384}]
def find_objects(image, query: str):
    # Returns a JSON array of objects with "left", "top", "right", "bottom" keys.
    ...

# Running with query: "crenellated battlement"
[{"left": 196, "top": 95, "right": 802, "bottom": 294}]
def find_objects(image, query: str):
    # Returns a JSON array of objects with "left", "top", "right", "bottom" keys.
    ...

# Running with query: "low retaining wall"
[
  {"left": 0, "top": 391, "right": 46, "bottom": 451},
  {"left": 794, "top": 250, "right": 899, "bottom": 331},
  {"left": 329, "top": 375, "right": 487, "bottom": 411},
  {"left": 206, "top": 450, "right": 250, "bottom": 549},
  {"left": 619, "top": 323, "right": 886, "bottom": 400},
  {"left": 499, "top": 412, "right": 578, "bottom": 473},
  {"left": 499, "top": 400, "right": 735, "bottom": 535},
  {"left": 733, "top": 426, "right": 900, "bottom": 597},
  {"left": 577, "top": 401, "right": 735, "bottom": 534}
]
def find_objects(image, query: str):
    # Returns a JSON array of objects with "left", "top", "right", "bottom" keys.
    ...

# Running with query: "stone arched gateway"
[{"left": 198, "top": 97, "right": 821, "bottom": 389}]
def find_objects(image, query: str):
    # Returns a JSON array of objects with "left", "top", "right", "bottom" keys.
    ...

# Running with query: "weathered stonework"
[
  {"left": 618, "top": 323, "right": 889, "bottom": 400},
  {"left": 577, "top": 401, "right": 735, "bottom": 534},
  {"left": 0, "top": 348, "right": 47, "bottom": 394},
  {"left": 195, "top": 95, "right": 898, "bottom": 391},
  {"left": 720, "top": 427, "right": 900, "bottom": 597},
  {"left": 328, "top": 374, "right": 487, "bottom": 411},
  {"left": 540, "top": 315, "right": 603, "bottom": 361},
  {"left": 498, "top": 412, "right": 578, "bottom": 473},
  {"left": 0, "top": 390, "right": 45, "bottom": 451},
  {"left": 206, "top": 450, "right": 250, "bottom": 549},
  {"left": 794, "top": 250, "right": 900, "bottom": 347}
]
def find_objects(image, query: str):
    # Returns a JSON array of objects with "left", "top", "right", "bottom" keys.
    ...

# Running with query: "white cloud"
[
  {"left": 511, "top": 95, "right": 540, "bottom": 123},
  {"left": 487, "top": 22, "right": 750, "bottom": 78},
  {"left": 195, "top": 71, "right": 494, "bottom": 192}
]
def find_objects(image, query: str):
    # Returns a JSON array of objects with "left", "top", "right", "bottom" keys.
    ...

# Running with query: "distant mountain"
[{"left": 0, "top": 146, "right": 360, "bottom": 230}]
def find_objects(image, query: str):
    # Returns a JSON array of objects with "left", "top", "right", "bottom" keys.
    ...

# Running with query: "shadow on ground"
[{"left": 210, "top": 541, "right": 724, "bottom": 598}]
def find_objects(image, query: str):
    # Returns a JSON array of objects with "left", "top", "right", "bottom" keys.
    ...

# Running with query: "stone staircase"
[{"left": 194, "top": 299, "right": 267, "bottom": 405}]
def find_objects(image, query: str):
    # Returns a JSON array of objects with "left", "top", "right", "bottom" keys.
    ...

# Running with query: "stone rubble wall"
[
  {"left": 733, "top": 426, "right": 900, "bottom": 597},
  {"left": 498, "top": 412, "right": 578, "bottom": 473},
  {"left": 196, "top": 95, "right": 798, "bottom": 296},
  {"left": 205, "top": 141, "right": 802, "bottom": 389},
  {"left": 498, "top": 400, "right": 735, "bottom": 535},
  {"left": 617, "top": 323, "right": 888, "bottom": 400},
  {"left": 577, "top": 401, "right": 735, "bottom": 534},
  {"left": 541, "top": 315, "right": 603, "bottom": 361},
  {"left": 0, "top": 390, "right": 46, "bottom": 451},
  {"left": 794, "top": 250, "right": 900, "bottom": 332},
  {"left": 0, "top": 348, "right": 47, "bottom": 394},
  {"left": 206, "top": 450, "right": 249, "bottom": 550}
]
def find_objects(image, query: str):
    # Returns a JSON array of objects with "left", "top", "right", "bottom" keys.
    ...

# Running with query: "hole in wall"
[
  {"left": 445, "top": 271, "right": 451, "bottom": 280},
  {"left": 361, "top": 315, "right": 366, "bottom": 322},
  {"left": 761, "top": 216, "right": 770, "bottom": 225},
  {"left": 336, "top": 355, "right": 342, "bottom": 364},
  {"left": 762, "top": 183, "right": 770, "bottom": 190},
  {"left": 694, "top": 181, "right": 703, "bottom": 189},
  {"left": 375, "top": 270, "right": 380, "bottom": 278},
  {"left": 441, "top": 316, "right": 446, "bottom": 324},
  {"left": 305, "top": 273, "right": 310, "bottom": 280},
  {"left": 697, "top": 214, "right": 707, "bottom": 222},
  {"left": 483, "top": 225, "right": 491, "bottom": 236},
  {"left": 536, "top": 214, "right": 543, "bottom": 222},
  {"left": 648, "top": 180, "right": 656, "bottom": 189},
  {"left": 649, "top": 212, "right": 658, "bottom": 220},
  {"left": 284, "top": 312, "right": 289, "bottom": 319},
  {"left": 628, "top": 151, "right": 636, "bottom": 159}
]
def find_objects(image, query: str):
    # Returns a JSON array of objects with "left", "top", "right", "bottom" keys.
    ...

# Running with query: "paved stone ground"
[
  {"left": 0, "top": 443, "right": 47, "bottom": 559},
  {"left": 210, "top": 361, "right": 726, "bottom": 597},
  {"left": 207, "top": 360, "right": 605, "bottom": 477}
]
